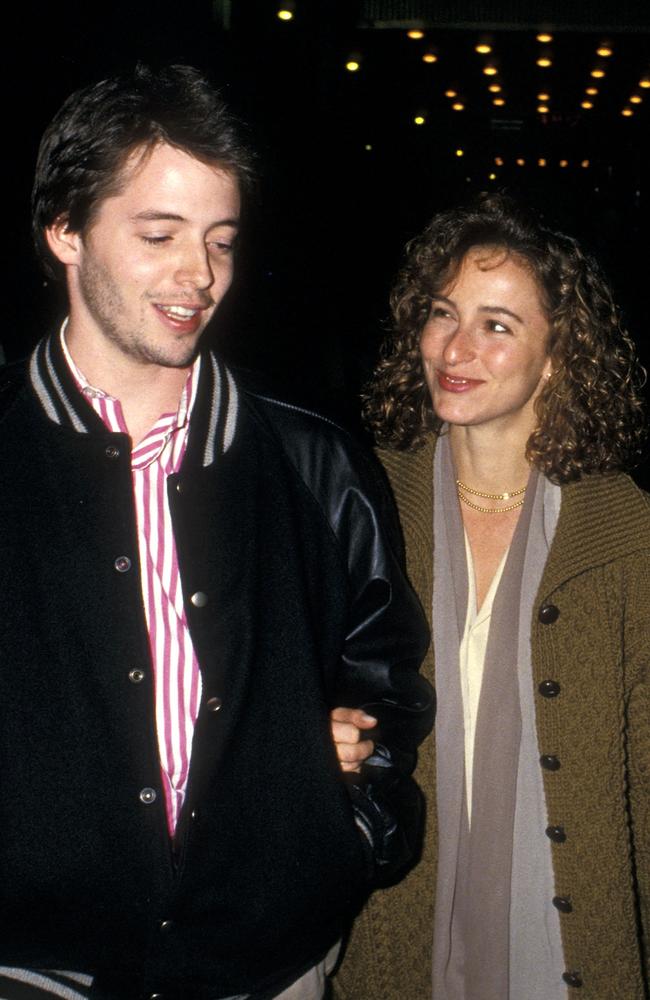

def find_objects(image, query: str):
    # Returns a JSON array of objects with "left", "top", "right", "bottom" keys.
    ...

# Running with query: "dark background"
[{"left": 4, "top": 0, "right": 649, "bottom": 478}]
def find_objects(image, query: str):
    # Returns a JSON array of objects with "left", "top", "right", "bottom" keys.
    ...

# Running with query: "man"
[{"left": 0, "top": 65, "right": 432, "bottom": 1000}]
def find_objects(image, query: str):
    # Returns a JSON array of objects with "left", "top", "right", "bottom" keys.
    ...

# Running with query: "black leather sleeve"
[{"left": 249, "top": 393, "right": 434, "bottom": 885}]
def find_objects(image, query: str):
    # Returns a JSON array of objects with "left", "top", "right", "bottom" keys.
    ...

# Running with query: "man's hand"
[{"left": 330, "top": 707, "right": 377, "bottom": 773}]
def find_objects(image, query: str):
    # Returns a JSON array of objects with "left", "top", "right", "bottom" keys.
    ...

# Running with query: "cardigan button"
[
  {"left": 206, "top": 696, "right": 222, "bottom": 712},
  {"left": 190, "top": 591, "right": 209, "bottom": 608},
  {"left": 538, "top": 603, "right": 560, "bottom": 624},
  {"left": 128, "top": 669, "right": 145, "bottom": 684},
  {"left": 538, "top": 680, "right": 561, "bottom": 698},
  {"left": 546, "top": 824, "right": 567, "bottom": 843},
  {"left": 105, "top": 444, "right": 120, "bottom": 459},
  {"left": 562, "top": 971, "right": 583, "bottom": 988},
  {"left": 114, "top": 556, "right": 132, "bottom": 573},
  {"left": 139, "top": 787, "right": 157, "bottom": 805},
  {"left": 553, "top": 896, "right": 573, "bottom": 913},
  {"left": 540, "top": 754, "right": 561, "bottom": 771}
]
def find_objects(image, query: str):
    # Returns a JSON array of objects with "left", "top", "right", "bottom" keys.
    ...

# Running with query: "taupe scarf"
[{"left": 432, "top": 433, "right": 565, "bottom": 1000}]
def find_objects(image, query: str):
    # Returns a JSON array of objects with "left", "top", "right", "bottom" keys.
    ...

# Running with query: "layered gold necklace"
[{"left": 456, "top": 478, "right": 527, "bottom": 514}]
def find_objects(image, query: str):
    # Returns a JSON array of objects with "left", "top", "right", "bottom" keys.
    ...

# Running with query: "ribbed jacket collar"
[{"left": 28, "top": 331, "right": 239, "bottom": 468}]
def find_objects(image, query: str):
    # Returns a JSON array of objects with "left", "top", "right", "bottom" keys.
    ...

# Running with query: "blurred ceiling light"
[
  {"left": 591, "top": 69, "right": 605, "bottom": 78},
  {"left": 445, "top": 89, "right": 458, "bottom": 98},
  {"left": 621, "top": 107, "right": 634, "bottom": 117},
  {"left": 538, "top": 158, "right": 547, "bottom": 167},
  {"left": 483, "top": 65, "right": 498, "bottom": 76},
  {"left": 493, "top": 98, "right": 506, "bottom": 106},
  {"left": 537, "top": 56, "right": 552, "bottom": 68},
  {"left": 537, "top": 32, "right": 553, "bottom": 43},
  {"left": 581, "top": 101, "right": 594, "bottom": 109},
  {"left": 581, "top": 159, "right": 590, "bottom": 168},
  {"left": 489, "top": 172, "right": 497, "bottom": 180},
  {"left": 475, "top": 43, "right": 492, "bottom": 54},
  {"left": 277, "top": 7, "right": 294, "bottom": 20},
  {"left": 537, "top": 92, "right": 550, "bottom": 100},
  {"left": 345, "top": 60, "right": 360, "bottom": 72},
  {"left": 407, "top": 29, "right": 425, "bottom": 39},
  {"left": 537, "top": 105, "right": 549, "bottom": 113},
  {"left": 495, "top": 156, "right": 504, "bottom": 166},
  {"left": 452, "top": 102, "right": 465, "bottom": 111},
  {"left": 364, "top": 144, "right": 372, "bottom": 151},
  {"left": 414, "top": 114, "right": 426, "bottom": 125},
  {"left": 488, "top": 83, "right": 502, "bottom": 93},
  {"left": 640, "top": 78, "right": 650, "bottom": 89},
  {"left": 586, "top": 87, "right": 598, "bottom": 95},
  {"left": 516, "top": 158, "right": 525, "bottom": 166},
  {"left": 630, "top": 94, "right": 642, "bottom": 104},
  {"left": 596, "top": 45, "right": 613, "bottom": 57},
  {"left": 559, "top": 160, "right": 569, "bottom": 167},
  {"left": 456, "top": 148, "right": 464, "bottom": 156},
  {"left": 423, "top": 51, "right": 438, "bottom": 63}
]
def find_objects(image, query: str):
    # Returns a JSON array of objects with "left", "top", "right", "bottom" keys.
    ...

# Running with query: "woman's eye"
[
  {"left": 487, "top": 320, "right": 510, "bottom": 334},
  {"left": 430, "top": 305, "right": 450, "bottom": 319}
]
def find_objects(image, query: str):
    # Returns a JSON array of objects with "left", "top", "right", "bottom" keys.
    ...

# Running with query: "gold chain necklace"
[
  {"left": 456, "top": 478, "right": 527, "bottom": 514},
  {"left": 455, "top": 479, "right": 527, "bottom": 501}
]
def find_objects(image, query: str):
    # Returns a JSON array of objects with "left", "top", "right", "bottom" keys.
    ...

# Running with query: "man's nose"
[{"left": 174, "top": 244, "right": 214, "bottom": 290}]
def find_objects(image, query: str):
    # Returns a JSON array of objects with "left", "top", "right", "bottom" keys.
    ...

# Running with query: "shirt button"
[
  {"left": 538, "top": 603, "right": 560, "bottom": 624},
  {"left": 538, "top": 680, "right": 561, "bottom": 698},
  {"left": 114, "top": 556, "right": 132, "bottom": 573},
  {"left": 206, "top": 696, "right": 222, "bottom": 712},
  {"left": 562, "top": 971, "right": 583, "bottom": 988},
  {"left": 546, "top": 824, "right": 567, "bottom": 843},
  {"left": 105, "top": 444, "right": 120, "bottom": 459},
  {"left": 128, "top": 668, "right": 145, "bottom": 684},
  {"left": 175, "top": 481, "right": 184, "bottom": 494},
  {"left": 139, "top": 787, "right": 157, "bottom": 805},
  {"left": 190, "top": 591, "right": 208, "bottom": 608},
  {"left": 553, "top": 896, "right": 573, "bottom": 913},
  {"left": 540, "top": 754, "right": 561, "bottom": 771}
]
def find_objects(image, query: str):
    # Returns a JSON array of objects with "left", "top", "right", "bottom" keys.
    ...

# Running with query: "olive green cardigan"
[{"left": 334, "top": 436, "right": 650, "bottom": 1000}]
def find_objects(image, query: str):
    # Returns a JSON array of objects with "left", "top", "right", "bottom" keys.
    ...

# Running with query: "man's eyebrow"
[{"left": 131, "top": 210, "right": 240, "bottom": 228}]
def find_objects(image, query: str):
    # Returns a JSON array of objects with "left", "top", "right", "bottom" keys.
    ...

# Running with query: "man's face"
[{"left": 52, "top": 142, "right": 240, "bottom": 371}]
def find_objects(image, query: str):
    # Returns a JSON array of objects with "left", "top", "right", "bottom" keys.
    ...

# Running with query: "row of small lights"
[
  {"left": 454, "top": 151, "right": 592, "bottom": 169},
  {"left": 275, "top": 12, "right": 650, "bottom": 121}
]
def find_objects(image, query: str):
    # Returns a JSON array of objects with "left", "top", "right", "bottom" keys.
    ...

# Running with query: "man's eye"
[{"left": 141, "top": 235, "right": 171, "bottom": 245}]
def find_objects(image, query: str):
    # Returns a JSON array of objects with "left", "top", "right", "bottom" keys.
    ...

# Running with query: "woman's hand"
[{"left": 330, "top": 707, "right": 377, "bottom": 773}]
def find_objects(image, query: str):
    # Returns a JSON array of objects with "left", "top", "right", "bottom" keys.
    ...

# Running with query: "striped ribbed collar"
[{"left": 28, "top": 329, "right": 239, "bottom": 468}]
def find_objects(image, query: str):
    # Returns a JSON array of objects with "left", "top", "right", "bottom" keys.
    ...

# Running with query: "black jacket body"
[{"left": 0, "top": 334, "right": 432, "bottom": 1000}]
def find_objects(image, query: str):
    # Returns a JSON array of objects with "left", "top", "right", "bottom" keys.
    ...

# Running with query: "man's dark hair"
[{"left": 32, "top": 63, "right": 256, "bottom": 279}]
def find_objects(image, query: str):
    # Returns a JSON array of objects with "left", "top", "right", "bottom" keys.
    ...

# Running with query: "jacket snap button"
[
  {"left": 538, "top": 603, "right": 560, "bottom": 624},
  {"left": 114, "top": 556, "right": 132, "bottom": 573},
  {"left": 190, "top": 591, "right": 208, "bottom": 608},
  {"left": 546, "top": 824, "right": 567, "bottom": 843},
  {"left": 159, "top": 919, "right": 174, "bottom": 932},
  {"left": 540, "top": 754, "right": 561, "bottom": 771},
  {"left": 538, "top": 680, "right": 561, "bottom": 698},
  {"left": 562, "top": 971, "right": 583, "bottom": 988},
  {"left": 553, "top": 896, "right": 573, "bottom": 913},
  {"left": 139, "top": 787, "right": 157, "bottom": 805},
  {"left": 128, "top": 669, "right": 145, "bottom": 684},
  {"left": 206, "top": 696, "right": 222, "bottom": 712},
  {"left": 105, "top": 444, "right": 120, "bottom": 459}
]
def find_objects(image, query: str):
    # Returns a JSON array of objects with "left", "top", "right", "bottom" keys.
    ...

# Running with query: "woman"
[{"left": 331, "top": 194, "right": 650, "bottom": 1000}]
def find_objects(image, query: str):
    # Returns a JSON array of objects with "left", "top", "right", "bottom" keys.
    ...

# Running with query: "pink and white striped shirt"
[{"left": 62, "top": 330, "right": 202, "bottom": 835}]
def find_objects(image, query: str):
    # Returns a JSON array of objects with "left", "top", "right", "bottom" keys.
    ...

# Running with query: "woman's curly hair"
[{"left": 363, "top": 193, "right": 646, "bottom": 482}]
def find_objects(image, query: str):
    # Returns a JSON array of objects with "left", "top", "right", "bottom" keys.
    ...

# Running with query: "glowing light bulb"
[
  {"left": 423, "top": 52, "right": 437, "bottom": 64},
  {"left": 407, "top": 29, "right": 424, "bottom": 40},
  {"left": 475, "top": 43, "right": 492, "bottom": 54},
  {"left": 537, "top": 57, "right": 552, "bottom": 68},
  {"left": 346, "top": 60, "right": 360, "bottom": 72},
  {"left": 591, "top": 69, "right": 605, "bottom": 79},
  {"left": 537, "top": 33, "right": 553, "bottom": 43},
  {"left": 452, "top": 102, "right": 465, "bottom": 111},
  {"left": 277, "top": 8, "right": 293, "bottom": 20},
  {"left": 581, "top": 101, "right": 594, "bottom": 109},
  {"left": 596, "top": 45, "right": 612, "bottom": 57}
]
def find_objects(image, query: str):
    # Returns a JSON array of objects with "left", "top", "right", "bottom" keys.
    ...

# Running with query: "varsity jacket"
[
  {"left": 334, "top": 435, "right": 650, "bottom": 1000},
  {"left": 0, "top": 333, "right": 433, "bottom": 1000}
]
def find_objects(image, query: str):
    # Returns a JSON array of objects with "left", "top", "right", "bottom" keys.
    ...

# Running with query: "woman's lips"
[{"left": 436, "top": 370, "right": 484, "bottom": 393}]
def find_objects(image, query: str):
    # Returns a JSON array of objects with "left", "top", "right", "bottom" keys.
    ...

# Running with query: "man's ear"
[{"left": 45, "top": 216, "right": 83, "bottom": 267}]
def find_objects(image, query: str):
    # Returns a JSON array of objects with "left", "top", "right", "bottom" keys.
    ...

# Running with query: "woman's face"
[{"left": 419, "top": 248, "right": 552, "bottom": 436}]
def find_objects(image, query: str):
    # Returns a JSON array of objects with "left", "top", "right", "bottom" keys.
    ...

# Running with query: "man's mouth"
[{"left": 157, "top": 305, "right": 202, "bottom": 320}]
